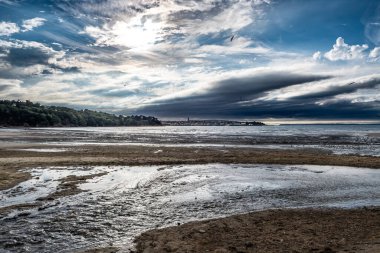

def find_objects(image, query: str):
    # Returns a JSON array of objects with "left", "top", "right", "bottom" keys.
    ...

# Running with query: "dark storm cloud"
[
  {"left": 210, "top": 72, "right": 332, "bottom": 100},
  {"left": 292, "top": 78, "right": 380, "bottom": 101},
  {"left": 135, "top": 72, "right": 380, "bottom": 120},
  {"left": 234, "top": 99, "right": 380, "bottom": 119},
  {"left": 139, "top": 95, "right": 380, "bottom": 120},
  {"left": 149, "top": 71, "right": 332, "bottom": 106}
]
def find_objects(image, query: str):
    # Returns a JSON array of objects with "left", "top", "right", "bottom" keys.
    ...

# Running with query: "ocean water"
[
  {"left": 1, "top": 124, "right": 379, "bottom": 156},
  {"left": 29, "top": 124, "right": 380, "bottom": 137}
]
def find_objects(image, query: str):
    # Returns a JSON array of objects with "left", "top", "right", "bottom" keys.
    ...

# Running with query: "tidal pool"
[{"left": 1, "top": 164, "right": 379, "bottom": 253}]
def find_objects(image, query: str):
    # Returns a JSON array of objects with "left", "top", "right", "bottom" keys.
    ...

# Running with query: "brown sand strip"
[
  {"left": 135, "top": 208, "right": 380, "bottom": 253},
  {"left": 1, "top": 145, "right": 380, "bottom": 192},
  {"left": 0, "top": 172, "right": 109, "bottom": 215},
  {"left": 0, "top": 167, "right": 31, "bottom": 191},
  {"left": 35, "top": 172, "right": 108, "bottom": 201}
]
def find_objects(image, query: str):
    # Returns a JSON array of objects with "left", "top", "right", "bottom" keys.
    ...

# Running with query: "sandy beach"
[
  {"left": 135, "top": 208, "right": 380, "bottom": 253},
  {"left": 1, "top": 127, "right": 380, "bottom": 252}
]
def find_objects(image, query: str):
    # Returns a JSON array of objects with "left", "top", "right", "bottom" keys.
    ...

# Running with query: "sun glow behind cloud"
[{"left": 85, "top": 17, "right": 164, "bottom": 50}]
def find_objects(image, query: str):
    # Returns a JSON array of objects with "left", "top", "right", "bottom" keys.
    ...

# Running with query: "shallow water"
[
  {"left": 1, "top": 164, "right": 379, "bottom": 253},
  {"left": 1, "top": 125, "right": 379, "bottom": 156}
]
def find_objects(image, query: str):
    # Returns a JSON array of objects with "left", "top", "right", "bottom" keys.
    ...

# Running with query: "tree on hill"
[{"left": 0, "top": 100, "right": 161, "bottom": 127}]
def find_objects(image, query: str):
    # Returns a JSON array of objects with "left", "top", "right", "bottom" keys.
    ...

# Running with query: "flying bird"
[{"left": 230, "top": 35, "right": 235, "bottom": 42}]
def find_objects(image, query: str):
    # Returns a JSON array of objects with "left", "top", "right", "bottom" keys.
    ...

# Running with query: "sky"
[{"left": 0, "top": 0, "right": 380, "bottom": 122}]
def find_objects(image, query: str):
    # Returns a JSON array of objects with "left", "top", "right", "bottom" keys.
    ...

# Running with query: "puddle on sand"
[
  {"left": 0, "top": 164, "right": 379, "bottom": 253},
  {"left": 0, "top": 167, "right": 110, "bottom": 208}
]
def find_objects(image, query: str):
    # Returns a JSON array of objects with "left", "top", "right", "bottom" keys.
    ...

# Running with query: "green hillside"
[{"left": 0, "top": 100, "right": 161, "bottom": 127}]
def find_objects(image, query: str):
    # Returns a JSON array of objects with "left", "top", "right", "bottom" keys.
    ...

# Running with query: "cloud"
[
  {"left": 205, "top": 71, "right": 331, "bottom": 99},
  {"left": 323, "top": 37, "right": 368, "bottom": 61},
  {"left": 21, "top": 17, "right": 47, "bottom": 32},
  {"left": 369, "top": 47, "right": 380, "bottom": 61},
  {"left": 136, "top": 70, "right": 333, "bottom": 117},
  {"left": 6, "top": 47, "right": 54, "bottom": 67},
  {"left": 0, "top": 17, "right": 46, "bottom": 37},
  {"left": 53, "top": 0, "right": 162, "bottom": 21},
  {"left": 196, "top": 36, "right": 270, "bottom": 55},
  {"left": 176, "top": 0, "right": 263, "bottom": 36},
  {"left": 90, "top": 88, "right": 138, "bottom": 98},
  {"left": 136, "top": 78, "right": 380, "bottom": 120},
  {"left": 0, "top": 21, "right": 20, "bottom": 36},
  {"left": 83, "top": 0, "right": 270, "bottom": 49},
  {"left": 0, "top": 0, "right": 17, "bottom": 5},
  {"left": 365, "top": 20, "right": 380, "bottom": 46},
  {"left": 0, "top": 39, "right": 79, "bottom": 78},
  {"left": 137, "top": 94, "right": 380, "bottom": 120},
  {"left": 312, "top": 51, "right": 322, "bottom": 61},
  {"left": 131, "top": 64, "right": 380, "bottom": 120},
  {"left": 84, "top": 17, "right": 164, "bottom": 49},
  {"left": 289, "top": 77, "right": 380, "bottom": 101},
  {"left": 363, "top": 0, "right": 380, "bottom": 45},
  {"left": 0, "top": 78, "right": 21, "bottom": 90}
]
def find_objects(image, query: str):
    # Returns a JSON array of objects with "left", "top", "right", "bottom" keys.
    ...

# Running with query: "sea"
[{"left": 1, "top": 124, "right": 379, "bottom": 156}]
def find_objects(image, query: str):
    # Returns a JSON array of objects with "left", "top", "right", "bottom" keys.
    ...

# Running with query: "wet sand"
[
  {"left": 135, "top": 208, "right": 380, "bottom": 253},
  {"left": 1, "top": 143, "right": 380, "bottom": 252},
  {"left": 1, "top": 144, "right": 380, "bottom": 193}
]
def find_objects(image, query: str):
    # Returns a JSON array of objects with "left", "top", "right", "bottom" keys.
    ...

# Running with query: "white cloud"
[
  {"left": 315, "top": 37, "right": 380, "bottom": 63},
  {"left": 197, "top": 36, "right": 270, "bottom": 56},
  {"left": 22, "top": 17, "right": 47, "bottom": 32},
  {"left": 0, "top": 39, "right": 60, "bottom": 56},
  {"left": 312, "top": 51, "right": 322, "bottom": 61},
  {"left": 0, "top": 21, "right": 20, "bottom": 36},
  {"left": 183, "top": 1, "right": 256, "bottom": 35},
  {"left": 0, "top": 0, "right": 17, "bottom": 5},
  {"left": 0, "top": 17, "right": 46, "bottom": 37},
  {"left": 369, "top": 47, "right": 380, "bottom": 61},
  {"left": 324, "top": 37, "right": 368, "bottom": 61}
]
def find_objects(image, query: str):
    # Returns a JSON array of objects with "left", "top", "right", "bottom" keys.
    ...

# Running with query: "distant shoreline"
[
  {"left": 162, "top": 120, "right": 265, "bottom": 126},
  {"left": 3, "top": 122, "right": 380, "bottom": 128}
]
